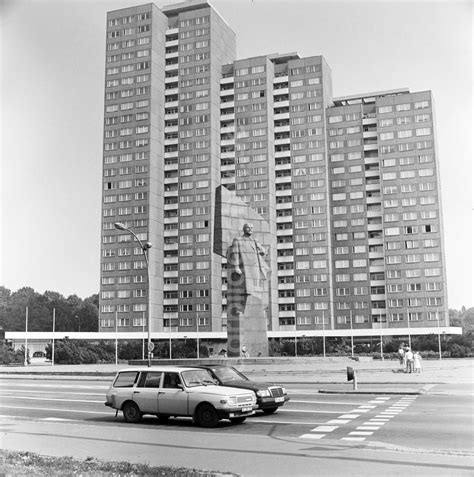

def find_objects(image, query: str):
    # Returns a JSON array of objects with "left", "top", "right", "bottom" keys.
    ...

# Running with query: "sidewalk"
[{"left": 1, "top": 357, "right": 472, "bottom": 394}]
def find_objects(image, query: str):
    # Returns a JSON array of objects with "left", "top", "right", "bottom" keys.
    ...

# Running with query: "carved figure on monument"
[{"left": 226, "top": 223, "right": 270, "bottom": 302}]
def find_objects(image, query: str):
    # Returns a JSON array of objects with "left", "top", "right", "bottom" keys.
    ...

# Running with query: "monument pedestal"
[{"left": 227, "top": 291, "right": 268, "bottom": 358}]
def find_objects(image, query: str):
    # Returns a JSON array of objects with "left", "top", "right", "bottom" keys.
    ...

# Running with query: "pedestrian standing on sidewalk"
[
  {"left": 413, "top": 351, "right": 422, "bottom": 373},
  {"left": 405, "top": 348, "right": 414, "bottom": 373},
  {"left": 398, "top": 345, "right": 405, "bottom": 365}
]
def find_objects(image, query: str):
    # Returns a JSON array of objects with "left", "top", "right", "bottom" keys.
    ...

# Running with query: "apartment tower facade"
[{"left": 100, "top": 0, "right": 448, "bottom": 337}]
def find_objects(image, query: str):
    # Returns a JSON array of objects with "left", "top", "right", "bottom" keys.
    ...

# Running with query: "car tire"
[
  {"left": 229, "top": 416, "right": 246, "bottom": 424},
  {"left": 122, "top": 401, "right": 142, "bottom": 423},
  {"left": 195, "top": 403, "right": 219, "bottom": 428},
  {"left": 262, "top": 407, "right": 278, "bottom": 415}
]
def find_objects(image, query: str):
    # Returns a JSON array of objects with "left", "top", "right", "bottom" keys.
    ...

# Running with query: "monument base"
[{"left": 227, "top": 293, "right": 268, "bottom": 358}]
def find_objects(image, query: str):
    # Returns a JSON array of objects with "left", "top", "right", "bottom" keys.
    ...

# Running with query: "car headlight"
[
  {"left": 227, "top": 396, "right": 237, "bottom": 405},
  {"left": 256, "top": 389, "right": 271, "bottom": 398},
  {"left": 282, "top": 387, "right": 287, "bottom": 395}
]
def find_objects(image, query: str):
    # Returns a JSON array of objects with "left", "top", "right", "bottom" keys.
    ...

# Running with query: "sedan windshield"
[
  {"left": 181, "top": 369, "right": 217, "bottom": 387},
  {"left": 212, "top": 367, "right": 248, "bottom": 383}
]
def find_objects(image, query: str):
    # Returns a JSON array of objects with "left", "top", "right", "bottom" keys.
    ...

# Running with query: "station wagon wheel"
[
  {"left": 229, "top": 416, "right": 246, "bottom": 424},
  {"left": 122, "top": 401, "right": 142, "bottom": 423},
  {"left": 195, "top": 403, "right": 219, "bottom": 428},
  {"left": 262, "top": 407, "right": 278, "bottom": 415}
]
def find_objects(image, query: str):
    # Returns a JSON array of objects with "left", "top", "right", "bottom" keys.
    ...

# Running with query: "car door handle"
[
  {"left": 132, "top": 391, "right": 140, "bottom": 394},
  {"left": 158, "top": 391, "right": 165, "bottom": 394}
]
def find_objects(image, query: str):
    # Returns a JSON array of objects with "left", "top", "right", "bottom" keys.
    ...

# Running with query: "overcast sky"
[{"left": 1, "top": 0, "right": 472, "bottom": 309}]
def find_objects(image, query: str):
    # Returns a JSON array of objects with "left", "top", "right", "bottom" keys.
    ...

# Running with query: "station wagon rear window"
[{"left": 114, "top": 371, "right": 139, "bottom": 388}]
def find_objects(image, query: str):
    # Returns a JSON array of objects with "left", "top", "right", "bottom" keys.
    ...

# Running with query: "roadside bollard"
[{"left": 347, "top": 366, "right": 358, "bottom": 391}]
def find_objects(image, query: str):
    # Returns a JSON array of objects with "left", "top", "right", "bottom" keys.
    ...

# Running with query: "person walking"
[
  {"left": 413, "top": 351, "right": 422, "bottom": 373},
  {"left": 405, "top": 348, "right": 414, "bottom": 373},
  {"left": 241, "top": 346, "right": 249, "bottom": 358}
]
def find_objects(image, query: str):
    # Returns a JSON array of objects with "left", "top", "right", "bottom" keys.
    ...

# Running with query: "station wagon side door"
[
  {"left": 157, "top": 372, "right": 188, "bottom": 416},
  {"left": 132, "top": 371, "right": 163, "bottom": 414}
]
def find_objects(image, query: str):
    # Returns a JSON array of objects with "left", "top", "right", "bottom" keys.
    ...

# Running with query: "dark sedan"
[{"left": 193, "top": 365, "right": 290, "bottom": 414}]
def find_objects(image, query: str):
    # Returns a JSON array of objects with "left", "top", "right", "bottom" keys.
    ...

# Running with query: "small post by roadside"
[{"left": 347, "top": 366, "right": 357, "bottom": 391}]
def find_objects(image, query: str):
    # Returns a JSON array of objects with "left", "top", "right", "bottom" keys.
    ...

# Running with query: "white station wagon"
[{"left": 105, "top": 366, "right": 257, "bottom": 427}]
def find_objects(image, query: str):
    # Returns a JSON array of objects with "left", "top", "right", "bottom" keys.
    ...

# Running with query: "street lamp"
[{"left": 114, "top": 222, "right": 152, "bottom": 367}]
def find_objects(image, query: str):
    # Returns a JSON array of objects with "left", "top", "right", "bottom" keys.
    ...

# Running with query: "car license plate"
[
  {"left": 275, "top": 397, "right": 284, "bottom": 403},
  {"left": 242, "top": 406, "right": 252, "bottom": 412}
]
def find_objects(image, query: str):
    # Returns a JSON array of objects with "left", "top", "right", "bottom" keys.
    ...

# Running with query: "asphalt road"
[{"left": 0, "top": 376, "right": 473, "bottom": 476}]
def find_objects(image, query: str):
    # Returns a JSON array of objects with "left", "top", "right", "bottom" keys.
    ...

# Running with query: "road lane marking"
[
  {"left": 349, "top": 431, "right": 373, "bottom": 436},
  {"left": 340, "top": 414, "right": 360, "bottom": 419},
  {"left": 0, "top": 405, "right": 108, "bottom": 415},
  {"left": 0, "top": 396, "right": 103, "bottom": 404},
  {"left": 311, "top": 426, "right": 338, "bottom": 432},
  {"left": 356, "top": 426, "right": 381, "bottom": 430},
  {"left": 289, "top": 400, "right": 363, "bottom": 405},
  {"left": 326, "top": 419, "right": 351, "bottom": 424},
  {"left": 0, "top": 383, "right": 108, "bottom": 390},
  {"left": 0, "top": 391, "right": 104, "bottom": 396},
  {"left": 341, "top": 437, "right": 365, "bottom": 441}
]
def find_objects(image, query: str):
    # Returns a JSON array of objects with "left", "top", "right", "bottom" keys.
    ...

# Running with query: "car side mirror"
[{"left": 177, "top": 383, "right": 184, "bottom": 390}]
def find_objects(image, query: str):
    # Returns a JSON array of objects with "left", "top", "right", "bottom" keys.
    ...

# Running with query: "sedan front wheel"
[{"left": 195, "top": 403, "right": 219, "bottom": 428}]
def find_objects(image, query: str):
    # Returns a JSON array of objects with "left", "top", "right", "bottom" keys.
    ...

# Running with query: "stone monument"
[{"left": 214, "top": 186, "right": 274, "bottom": 357}]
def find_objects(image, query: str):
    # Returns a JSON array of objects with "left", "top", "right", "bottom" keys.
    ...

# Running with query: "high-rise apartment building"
[{"left": 100, "top": 0, "right": 448, "bottom": 338}]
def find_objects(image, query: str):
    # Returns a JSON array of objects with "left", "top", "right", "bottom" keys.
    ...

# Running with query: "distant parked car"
[
  {"left": 105, "top": 366, "right": 257, "bottom": 427},
  {"left": 30, "top": 351, "right": 47, "bottom": 364},
  {"left": 191, "top": 365, "right": 290, "bottom": 414}
]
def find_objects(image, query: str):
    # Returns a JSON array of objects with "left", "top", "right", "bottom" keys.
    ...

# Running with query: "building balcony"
[
  {"left": 220, "top": 125, "right": 235, "bottom": 134},
  {"left": 274, "top": 125, "right": 290, "bottom": 134},
  {"left": 363, "top": 131, "right": 378, "bottom": 139},
  {"left": 273, "top": 88, "right": 289, "bottom": 96},
  {"left": 164, "top": 242, "right": 178, "bottom": 251},
  {"left": 220, "top": 139, "right": 235, "bottom": 147},
  {"left": 277, "top": 254, "right": 294, "bottom": 264},
  {"left": 273, "top": 75, "right": 288, "bottom": 84},
  {"left": 165, "top": 112, "right": 179, "bottom": 120},
  {"left": 165, "top": 87, "right": 179, "bottom": 96},
  {"left": 165, "top": 125, "right": 179, "bottom": 134},
  {"left": 164, "top": 283, "right": 178, "bottom": 291},
  {"left": 164, "top": 203, "right": 178, "bottom": 211},
  {"left": 278, "top": 283, "right": 295, "bottom": 290},
  {"left": 165, "top": 63, "right": 178, "bottom": 72},
  {"left": 165, "top": 75, "right": 178, "bottom": 84},
  {"left": 163, "top": 297, "right": 178, "bottom": 305},
  {"left": 220, "top": 112, "right": 235, "bottom": 121},
  {"left": 364, "top": 156, "right": 379, "bottom": 166},
  {"left": 164, "top": 100, "right": 178, "bottom": 108},
  {"left": 221, "top": 176, "right": 235, "bottom": 186},
  {"left": 274, "top": 138, "right": 290, "bottom": 146},
  {"left": 165, "top": 51, "right": 178, "bottom": 60},
  {"left": 278, "top": 269, "right": 295, "bottom": 277},
  {"left": 368, "top": 251, "right": 384, "bottom": 259},
  {"left": 279, "top": 297, "right": 295, "bottom": 304},
  {"left": 221, "top": 163, "right": 235, "bottom": 173},
  {"left": 363, "top": 143, "right": 378, "bottom": 152},
  {"left": 220, "top": 151, "right": 235, "bottom": 160},
  {"left": 164, "top": 257, "right": 178, "bottom": 265},
  {"left": 279, "top": 311, "right": 296, "bottom": 319},
  {"left": 163, "top": 271, "right": 178, "bottom": 278},
  {"left": 275, "top": 150, "right": 291, "bottom": 158},
  {"left": 274, "top": 100, "right": 289, "bottom": 109},
  {"left": 277, "top": 241, "right": 294, "bottom": 249},
  {"left": 220, "top": 88, "right": 234, "bottom": 97},
  {"left": 362, "top": 115, "right": 377, "bottom": 125},
  {"left": 164, "top": 138, "right": 178, "bottom": 146},
  {"left": 365, "top": 169, "right": 380, "bottom": 179},
  {"left": 274, "top": 112, "right": 290, "bottom": 121},
  {"left": 220, "top": 101, "right": 235, "bottom": 109},
  {"left": 163, "top": 229, "right": 178, "bottom": 237},
  {"left": 220, "top": 76, "right": 234, "bottom": 85}
]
